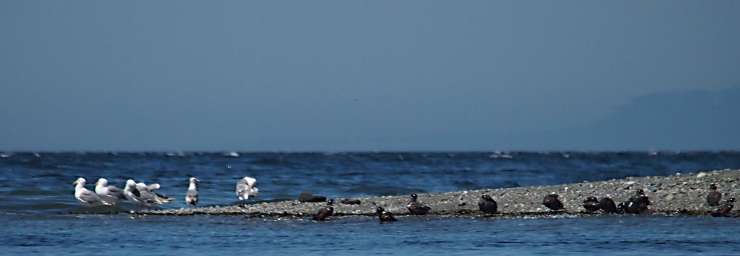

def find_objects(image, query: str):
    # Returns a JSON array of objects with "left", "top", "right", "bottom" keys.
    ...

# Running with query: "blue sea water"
[{"left": 1, "top": 151, "right": 739, "bottom": 255}]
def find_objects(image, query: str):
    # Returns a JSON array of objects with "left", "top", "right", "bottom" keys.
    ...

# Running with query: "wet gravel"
[{"left": 137, "top": 169, "right": 740, "bottom": 217}]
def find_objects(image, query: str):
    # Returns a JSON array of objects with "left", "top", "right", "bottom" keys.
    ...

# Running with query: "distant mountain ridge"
[{"left": 549, "top": 87, "right": 740, "bottom": 150}]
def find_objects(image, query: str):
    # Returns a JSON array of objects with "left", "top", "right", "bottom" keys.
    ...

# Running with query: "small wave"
[
  {"left": 344, "top": 184, "right": 427, "bottom": 196},
  {"left": 223, "top": 152, "right": 240, "bottom": 158},
  {"left": 271, "top": 179, "right": 302, "bottom": 186},
  {"left": 251, "top": 157, "right": 291, "bottom": 166},
  {"left": 335, "top": 171, "right": 367, "bottom": 177},
  {"left": 33, "top": 172, "right": 67, "bottom": 179},
  {"left": 452, "top": 180, "right": 483, "bottom": 190},
  {"left": 5, "top": 188, "right": 60, "bottom": 196},
  {"left": 66, "top": 205, "right": 129, "bottom": 214},
  {"left": 401, "top": 240, "right": 455, "bottom": 246},
  {"left": 315, "top": 179, "right": 342, "bottom": 186},
  {"left": 16, "top": 202, "right": 76, "bottom": 211},
  {"left": 0, "top": 201, "right": 79, "bottom": 214}
]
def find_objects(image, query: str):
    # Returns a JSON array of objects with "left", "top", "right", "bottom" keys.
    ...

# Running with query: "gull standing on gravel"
[
  {"left": 136, "top": 182, "right": 173, "bottom": 205},
  {"left": 185, "top": 177, "right": 199, "bottom": 207},
  {"left": 123, "top": 179, "right": 143, "bottom": 204},
  {"left": 73, "top": 177, "right": 107, "bottom": 206},
  {"left": 236, "top": 176, "right": 259, "bottom": 201},
  {"left": 95, "top": 178, "right": 125, "bottom": 205}
]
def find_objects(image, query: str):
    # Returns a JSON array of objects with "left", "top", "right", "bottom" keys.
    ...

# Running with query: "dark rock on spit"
[
  {"left": 340, "top": 199, "right": 362, "bottom": 205},
  {"left": 298, "top": 192, "right": 326, "bottom": 203}
]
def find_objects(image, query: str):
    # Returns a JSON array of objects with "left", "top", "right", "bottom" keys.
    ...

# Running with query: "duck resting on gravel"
[
  {"left": 582, "top": 196, "right": 599, "bottom": 213},
  {"left": 597, "top": 197, "right": 618, "bottom": 213},
  {"left": 478, "top": 194, "right": 498, "bottom": 214},
  {"left": 376, "top": 206, "right": 397, "bottom": 223},
  {"left": 313, "top": 199, "right": 335, "bottom": 221},
  {"left": 706, "top": 183, "right": 722, "bottom": 207},
  {"left": 543, "top": 193, "right": 564, "bottom": 211},
  {"left": 711, "top": 197, "right": 735, "bottom": 217},
  {"left": 407, "top": 193, "right": 431, "bottom": 215}
]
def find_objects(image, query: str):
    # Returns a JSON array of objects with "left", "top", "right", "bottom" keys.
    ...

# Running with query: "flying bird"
[{"left": 236, "top": 176, "right": 259, "bottom": 201}]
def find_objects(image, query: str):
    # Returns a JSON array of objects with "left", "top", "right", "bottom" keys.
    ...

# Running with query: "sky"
[{"left": 1, "top": 1, "right": 739, "bottom": 151}]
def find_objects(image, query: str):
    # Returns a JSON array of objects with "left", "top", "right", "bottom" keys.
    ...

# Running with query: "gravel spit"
[{"left": 136, "top": 169, "right": 740, "bottom": 218}]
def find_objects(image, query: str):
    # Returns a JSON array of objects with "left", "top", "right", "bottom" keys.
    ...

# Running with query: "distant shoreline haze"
[
  {"left": 1, "top": 1, "right": 738, "bottom": 151},
  {"left": 0, "top": 87, "right": 738, "bottom": 152}
]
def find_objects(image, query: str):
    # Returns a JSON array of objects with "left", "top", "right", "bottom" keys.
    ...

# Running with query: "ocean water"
[{"left": 1, "top": 151, "right": 739, "bottom": 255}]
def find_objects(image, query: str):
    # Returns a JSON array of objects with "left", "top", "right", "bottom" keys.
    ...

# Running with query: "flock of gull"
[
  {"left": 74, "top": 176, "right": 736, "bottom": 222},
  {"left": 73, "top": 176, "right": 258, "bottom": 207}
]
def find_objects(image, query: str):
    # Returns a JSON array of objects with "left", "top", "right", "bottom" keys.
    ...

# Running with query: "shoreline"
[{"left": 136, "top": 169, "right": 740, "bottom": 217}]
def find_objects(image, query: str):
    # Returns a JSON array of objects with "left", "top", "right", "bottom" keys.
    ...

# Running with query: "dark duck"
[
  {"left": 543, "top": 193, "right": 564, "bottom": 211},
  {"left": 624, "top": 189, "right": 651, "bottom": 214},
  {"left": 706, "top": 183, "right": 722, "bottom": 207},
  {"left": 376, "top": 206, "right": 397, "bottom": 223},
  {"left": 582, "top": 196, "right": 600, "bottom": 213},
  {"left": 478, "top": 194, "right": 498, "bottom": 214},
  {"left": 598, "top": 197, "right": 618, "bottom": 213},
  {"left": 407, "top": 193, "right": 431, "bottom": 215},
  {"left": 711, "top": 197, "right": 735, "bottom": 217},
  {"left": 312, "top": 199, "right": 334, "bottom": 221}
]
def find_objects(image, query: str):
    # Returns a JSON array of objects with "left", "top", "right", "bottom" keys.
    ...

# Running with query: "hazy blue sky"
[{"left": 1, "top": 1, "right": 738, "bottom": 151}]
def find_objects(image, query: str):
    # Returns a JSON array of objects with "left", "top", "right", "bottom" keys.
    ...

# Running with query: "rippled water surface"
[
  {"left": 3, "top": 214, "right": 740, "bottom": 256},
  {"left": 1, "top": 152, "right": 739, "bottom": 255}
]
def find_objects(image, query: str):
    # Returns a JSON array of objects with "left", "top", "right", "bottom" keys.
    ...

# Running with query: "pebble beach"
[{"left": 138, "top": 169, "right": 740, "bottom": 218}]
